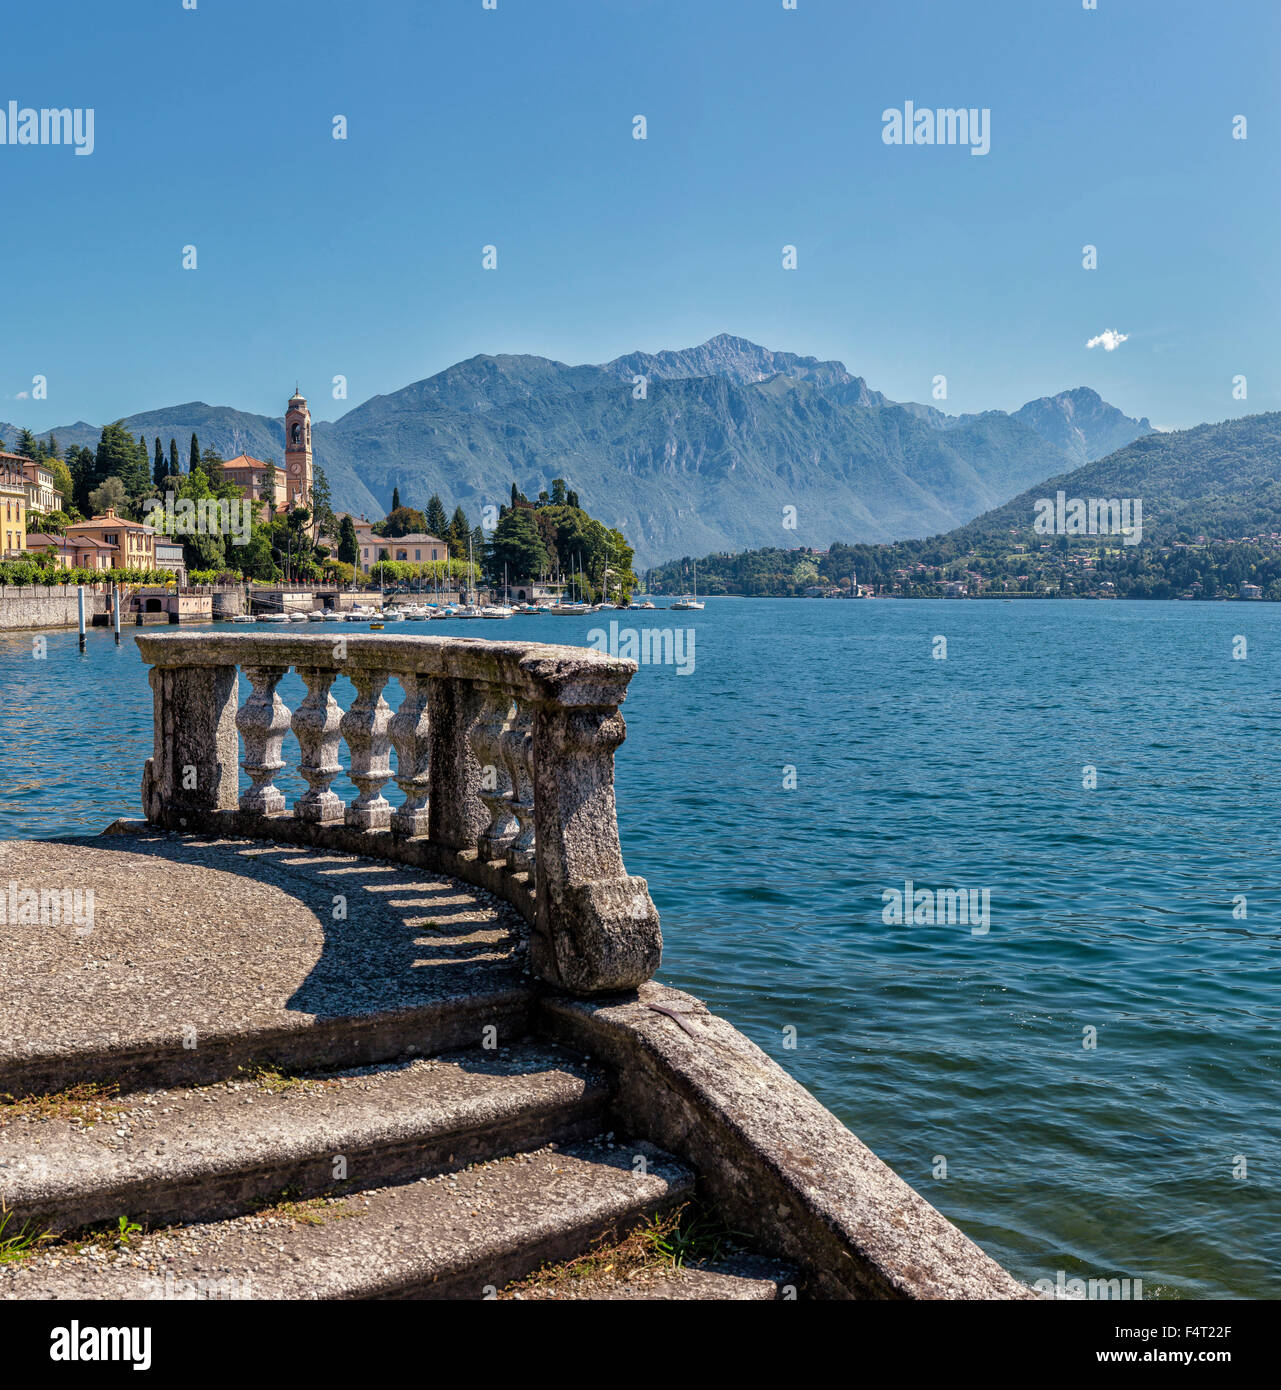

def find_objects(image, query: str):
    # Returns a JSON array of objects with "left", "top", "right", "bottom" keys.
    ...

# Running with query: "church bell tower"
[{"left": 284, "top": 388, "right": 313, "bottom": 512}]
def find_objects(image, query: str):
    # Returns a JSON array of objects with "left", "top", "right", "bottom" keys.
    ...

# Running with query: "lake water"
[{"left": 2, "top": 598, "right": 1277, "bottom": 1299}]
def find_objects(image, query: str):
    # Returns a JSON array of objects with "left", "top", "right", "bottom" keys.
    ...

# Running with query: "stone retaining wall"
[{"left": 0, "top": 589, "right": 111, "bottom": 631}]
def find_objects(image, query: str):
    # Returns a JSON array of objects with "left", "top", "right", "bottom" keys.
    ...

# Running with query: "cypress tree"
[
  {"left": 154, "top": 437, "right": 166, "bottom": 488},
  {"left": 392, "top": 486, "right": 401, "bottom": 512},
  {"left": 169, "top": 438, "right": 180, "bottom": 476},
  {"left": 190, "top": 433, "right": 200, "bottom": 473},
  {"left": 448, "top": 506, "right": 471, "bottom": 559},
  {"left": 337, "top": 514, "right": 359, "bottom": 566}
]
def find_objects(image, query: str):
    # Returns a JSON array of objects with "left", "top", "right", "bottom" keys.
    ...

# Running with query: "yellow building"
[
  {"left": 1, "top": 469, "right": 27, "bottom": 557},
  {"left": 0, "top": 450, "right": 61, "bottom": 519},
  {"left": 65, "top": 507, "right": 156, "bottom": 570}
]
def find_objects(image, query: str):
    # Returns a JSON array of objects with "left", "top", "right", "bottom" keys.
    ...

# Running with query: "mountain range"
[{"left": 1, "top": 335, "right": 1153, "bottom": 566}]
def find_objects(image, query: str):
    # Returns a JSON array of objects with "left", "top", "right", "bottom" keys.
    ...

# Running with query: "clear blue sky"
[{"left": 2, "top": 0, "right": 1278, "bottom": 432}]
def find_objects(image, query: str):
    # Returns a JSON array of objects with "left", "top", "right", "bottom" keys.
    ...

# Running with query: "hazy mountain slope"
[
  {"left": 598, "top": 331, "right": 875, "bottom": 394},
  {"left": 1012, "top": 387, "right": 1152, "bottom": 466},
  {"left": 313, "top": 362, "right": 1075, "bottom": 562},
  {"left": 952, "top": 412, "right": 1281, "bottom": 545}
]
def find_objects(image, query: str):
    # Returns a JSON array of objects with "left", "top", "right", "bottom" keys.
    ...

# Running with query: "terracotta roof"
[
  {"left": 386, "top": 534, "right": 447, "bottom": 547},
  {"left": 68, "top": 510, "right": 155, "bottom": 534},
  {"left": 222, "top": 454, "right": 273, "bottom": 471},
  {"left": 28, "top": 533, "right": 112, "bottom": 549}
]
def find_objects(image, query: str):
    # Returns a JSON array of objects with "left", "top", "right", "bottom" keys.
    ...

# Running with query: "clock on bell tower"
[{"left": 283, "top": 388, "right": 313, "bottom": 513}]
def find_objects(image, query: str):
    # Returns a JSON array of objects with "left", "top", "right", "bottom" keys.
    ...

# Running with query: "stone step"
[
  {"left": 0, "top": 1139, "right": 694, "bottom": 1301},
  {"left": 0, "top": 1044, "right": 608, "bottom": 1234},
  {"left": 0, "top": 835, "right": 535, "bottom": 1099},
  {"left": 0, "top": 986, "right": 536, "bottom": 1102},
  {"left": 505, "top": 1253, "right": 801, "bottom": 1300}
]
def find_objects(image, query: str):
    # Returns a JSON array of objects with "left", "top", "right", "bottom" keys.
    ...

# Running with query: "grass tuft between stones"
[
  {"left": 500, "top": 1201, "right": 745, "bottom": 1297},
  {"left": 0, "top": 1081, "right": 125, "bottom": 1126}
]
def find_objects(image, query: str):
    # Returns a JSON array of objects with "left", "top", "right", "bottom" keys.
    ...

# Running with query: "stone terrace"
[{"left": 0, "top": 633, "right": 1028, "bottom": 1300}]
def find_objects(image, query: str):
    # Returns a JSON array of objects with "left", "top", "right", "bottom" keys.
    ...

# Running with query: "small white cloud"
[
  {"left": 14, "top": 390, "right": 29, "bottom": 399},
  {"left": 1086, "top": 330, "right": 1129, "bottom": 352}
]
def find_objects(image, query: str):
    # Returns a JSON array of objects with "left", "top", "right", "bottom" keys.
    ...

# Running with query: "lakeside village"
[
  {"left": 647, "top": 530, "right": 1281, "bottom": 602},
  {"left": 0, "top": 391, "right": 648, "bottom": 626}
]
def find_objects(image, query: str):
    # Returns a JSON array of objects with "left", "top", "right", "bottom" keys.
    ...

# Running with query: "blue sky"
[{"left": 2, "top": 0, "right": 1278, "bottom": 432}]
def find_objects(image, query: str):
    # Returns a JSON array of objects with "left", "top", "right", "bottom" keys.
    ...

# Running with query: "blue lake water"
[{"left": 2, "top": 598, "right": 1278, "bottom": 1298}]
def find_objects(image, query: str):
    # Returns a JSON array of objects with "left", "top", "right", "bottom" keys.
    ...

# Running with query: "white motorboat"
[
  {"left": 670, "top": 562, "right": 705, "bottom": 610},
  {"left": 481, "top": 605, "right": 514, "bottom": 619}
]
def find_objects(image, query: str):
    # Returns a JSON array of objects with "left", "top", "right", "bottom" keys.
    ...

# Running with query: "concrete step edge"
[
  {"left": 0, "top": 987, "right": 534, "bottom": 1100},
  {"left": 0, "top": 1139, "right": 694, "bottom": 1301},
  {"left": 0, "top": 1043, "right": 609, "bottom": 1233}
]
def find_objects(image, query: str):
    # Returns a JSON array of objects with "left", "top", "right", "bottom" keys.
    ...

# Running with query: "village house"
[
  {"left": 336, "top": 514, "right": 444, "bottom": 574},
  {"left": 387, "top": 533, "right": 448, "bottom": 565},
  {"left": 154, "top": 537, "right": 186, "bottom": 583},
  {"left": 0, "top": 469, "right": 27, "bottom": 557},
  {"left": 24, "top": 533, "right": 113, "bottom": 570},
  {"left": 0, "top": 450, "right": 61, "bottom": 520},
  {"left": 65, "top": 507, "right": 157, "bottom": 570}
]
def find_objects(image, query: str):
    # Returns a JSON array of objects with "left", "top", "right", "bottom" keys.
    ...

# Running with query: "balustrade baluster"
[
  {"left": 471, "top": 687, "right": 518, "bottom": 858},
  {"left": 237, "top": 665, "right": 292, "bottom": 814},
  {"left": 341, "top": 668, "right": 393, "bottom": 829},
  {"left": 292, "top": 667, "right": 344, "bottom": 823},
  {"left": 390, "top": 671, "right": 431, "bottom": 836},
  {"left": 500, "top": 703, "right": 536, "bottom": 880}
]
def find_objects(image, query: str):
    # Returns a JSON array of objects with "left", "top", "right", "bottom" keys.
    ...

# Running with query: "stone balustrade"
[{"left": 135, "top": 632, "right": 661, "bottom": 994}]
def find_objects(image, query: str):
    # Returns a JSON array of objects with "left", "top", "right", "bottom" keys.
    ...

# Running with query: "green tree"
[
  {"left": 47, "top": 457, "right": 74, "bottom": 512},
  {"left": 311, "top": 465, "right": 337, "bottom": 541},
  {"left": 425, "top": 494, "right": 449, "bottom": 539},
  {"left": 391, "top": 485, "right": 401, "bottom": 512},
  {"left": 88, "top": 476, "right": 128, "bottom": 514},
  {"left": 487, "top": 506, "right": 549, "bottom": 582},
  {"left": 153, "top": 437, "right": 167, "bottom": 489},
  {"left": 230, "top": 527, "right": 279, "bottom": 580},
  {"left": 200, "top": 448, "right": 225, "bottom": 493},
  {"left": 448, "top": 506, "right": 471, "bottom": 559},
  {"left": 169, "top": 437, "right": 180, "bottom": 477},
  {"left": 337, "top": 514, "right": 359, "bottom": 566},
  {"left": 377, "top": 506, "right": 428, "bottom": 537},
  {"left": 94, "top": 421, "right": 150, "bottom": 504},
  {"left": 550, "top": 478, "right": 567, "bottom": 506},
  {"left": 189, "top": 433, "right": 200, "bottom": 473}
]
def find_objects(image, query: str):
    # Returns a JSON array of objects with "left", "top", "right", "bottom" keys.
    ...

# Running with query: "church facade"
[{"left": 222, "top": 390, "right": 314, "bottom": 516}]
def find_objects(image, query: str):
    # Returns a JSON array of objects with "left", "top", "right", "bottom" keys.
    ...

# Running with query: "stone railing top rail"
[{"left": 135, "top": 631, "right": 638, "bottom": 708}]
